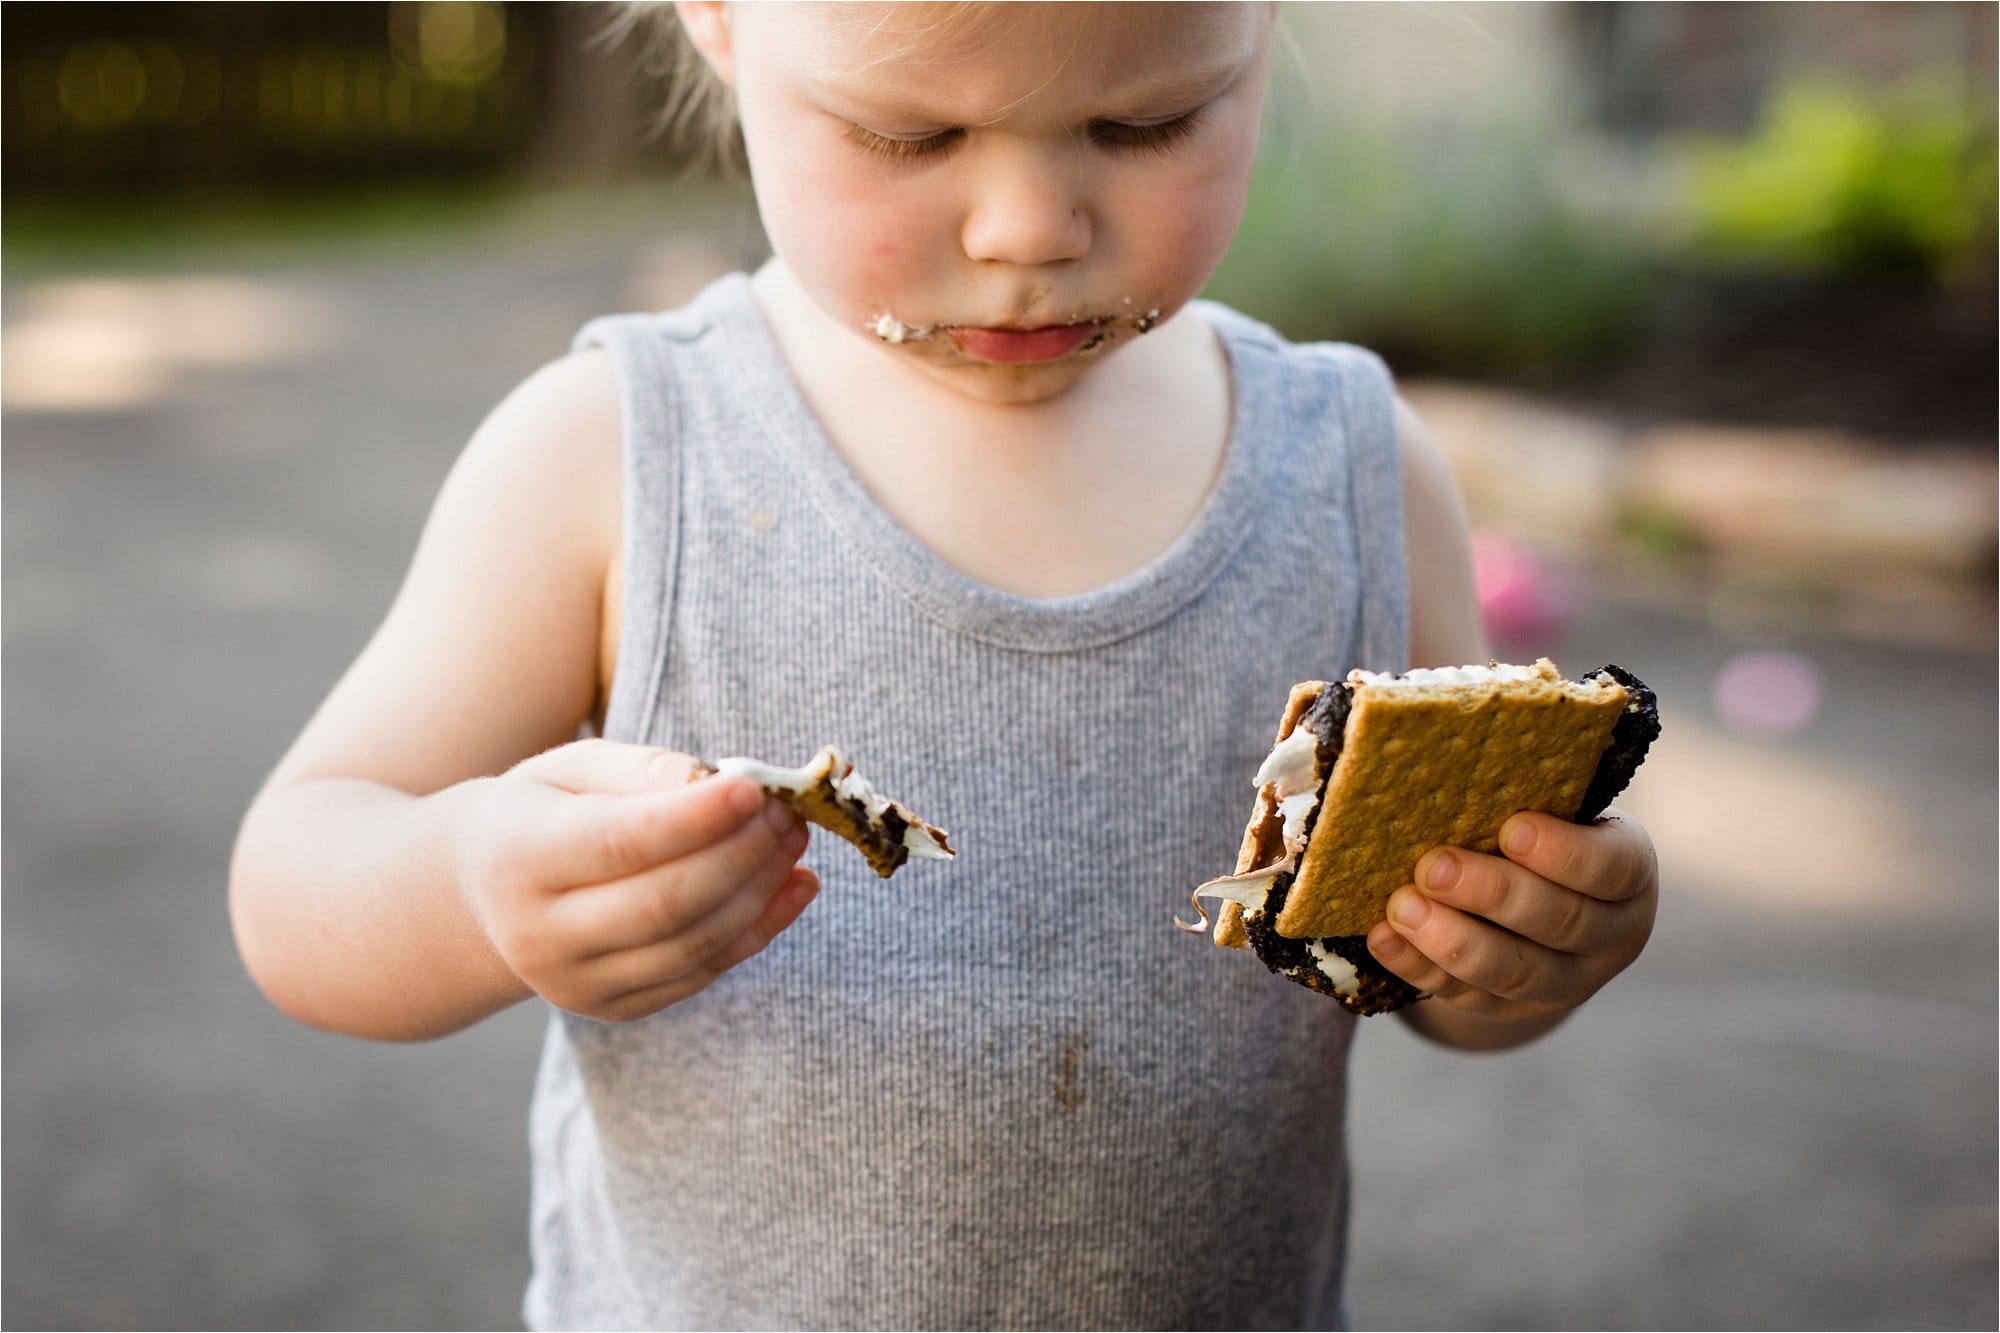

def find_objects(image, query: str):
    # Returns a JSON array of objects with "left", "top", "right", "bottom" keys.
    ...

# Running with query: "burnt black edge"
[{"left": 1573, "top": 664, "right": 1661, "bottom": 824}]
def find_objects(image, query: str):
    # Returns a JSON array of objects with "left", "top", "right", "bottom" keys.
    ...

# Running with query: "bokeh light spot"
[
  {"left": 390, "top": 2, "right": 507, "bottom": 85},
  {"left": 139, "top": 43, "right": 185, "bottom": 121},
  {"left": 1712, "top": 649, "right": 1823, "bottom": 736}
]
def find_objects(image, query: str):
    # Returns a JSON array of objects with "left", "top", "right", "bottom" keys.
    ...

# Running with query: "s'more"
[
  {"left": 1181, "top": 659, "right": 1660, "bottom": 1014},
  {"left": 690, "top": 747, "right": 955, "bottom": 878}
]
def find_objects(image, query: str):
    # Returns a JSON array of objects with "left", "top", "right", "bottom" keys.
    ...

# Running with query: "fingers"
[
  {"left": 552, "top": 810, "right": 809, "bottom": 954},
  {"left": 494, "top": 739, "right": 781, "bottom": 889},
  {"left": 1407, "top": 844, "right": 1612, "bottom": 955},
  {"left": 1364, "top": 810, "right": 1663, "bottom": 1019},
  {"left": 511, "top": 738, "right": 699, "bottom": 795},
  {"left": 584, "top": 856, "right": 824, "bottom": 1000},
  {"left": 532, "top": 773, "right": 776, "bottom": 889},
  {"left": 1367, "top": 890, "right": 1581, "bottom": 1010},
  {"left": 1498, "top": 806, "right": 1657, "bottom": 903},
  {"left": 698, "top": 865, "right": 821, "bottom": 977},
  {"left": 465, "top": 741, "right": 830, "bottom": 1024}
]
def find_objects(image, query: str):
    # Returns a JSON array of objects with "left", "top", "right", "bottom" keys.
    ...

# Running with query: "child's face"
[{"left": 712, "top": 2, "right": 1271, "bottom": 405}]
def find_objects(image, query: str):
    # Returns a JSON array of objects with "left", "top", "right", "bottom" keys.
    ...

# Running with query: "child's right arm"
[{"left": 229, "top": 352, "right": 817, "bottom": 1042}]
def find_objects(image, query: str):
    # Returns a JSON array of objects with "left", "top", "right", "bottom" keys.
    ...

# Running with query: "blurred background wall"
[{"left": 5, "top": 4, "right": 1995, "bottom": 1330}]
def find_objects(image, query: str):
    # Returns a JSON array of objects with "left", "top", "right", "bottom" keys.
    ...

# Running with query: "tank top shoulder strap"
[
  {"left": 569, "top": 275, "right": 756, "bottom": 744},
  {"left": 1199, "top": 303, "right": 1409, "bottom": 673}
]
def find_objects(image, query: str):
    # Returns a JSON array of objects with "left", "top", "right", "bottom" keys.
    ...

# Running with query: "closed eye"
[
  {"left": 845, "top": 124, "right": 964, "bottom": 164},
  {"left": 1087, "top": 109, "right": 1206, "bottom": 156},
  {"left": 845, "top": 108, "right": 1206, "bottom": 164}
]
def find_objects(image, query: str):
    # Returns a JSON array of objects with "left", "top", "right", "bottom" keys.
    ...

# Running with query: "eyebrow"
[
  {"left": 806, "top": 54, "right": 1252, "bottom": 128},
  {"left": 1095, "top": 58, "right": 1253, "bottom": 115}
]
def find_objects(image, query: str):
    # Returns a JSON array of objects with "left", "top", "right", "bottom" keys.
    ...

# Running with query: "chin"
[
  {"left": 949, "top": 370, "right": 1089, "bottom": 405},
  {"left": 899, "top": 345, "right": 1116, "bottom": 406}
]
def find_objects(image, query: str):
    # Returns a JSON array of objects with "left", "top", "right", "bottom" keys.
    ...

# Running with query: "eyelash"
[{"left": 845, "top": 110, "right": 1206, "bottom": 164}]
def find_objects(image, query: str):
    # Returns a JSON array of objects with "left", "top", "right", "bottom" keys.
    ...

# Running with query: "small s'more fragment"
[
  {"left": 1182, "top": 659, "right": 1660, "bottom": 1014},
  {"left": 867, "top": 313, "right": 933, "bottom": 344},
  {"left": 690, "top": 747, "right": 954, "bottom": 878}
]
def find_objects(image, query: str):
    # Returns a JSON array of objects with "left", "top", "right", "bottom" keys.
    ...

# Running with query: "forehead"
[{"left": 743, "top": 2, "right": 1265, "bottom": 115}]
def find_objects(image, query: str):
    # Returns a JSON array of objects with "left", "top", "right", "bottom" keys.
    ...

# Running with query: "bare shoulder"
[
  {"left": 1393, "top": 395, "right": 1457, "bottom": 513},
  {"left": 265, "top": 350, "right": 626, "bottom": 795},
  {"left": 1394, "top": 394, "right": 1488, "bottom": 667},
  {"left": 459, "top": 349, "right": 621, "bottom": 517}
]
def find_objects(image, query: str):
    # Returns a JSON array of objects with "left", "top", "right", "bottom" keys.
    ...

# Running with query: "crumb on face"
[{"left": 868, "top": 313, "right": 934, "bottom": 344}]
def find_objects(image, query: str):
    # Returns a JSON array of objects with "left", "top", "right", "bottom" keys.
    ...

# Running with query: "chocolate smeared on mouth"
[{"left": 871, "top": 306, "right": 1163, "bottom": 353}]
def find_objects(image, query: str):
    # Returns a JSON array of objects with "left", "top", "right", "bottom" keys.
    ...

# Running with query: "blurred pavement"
[{"left": 4, "top": 220, "right": 1995, "bottom": 1330}]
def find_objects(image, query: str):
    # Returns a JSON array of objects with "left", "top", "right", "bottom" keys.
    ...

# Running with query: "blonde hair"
[
  {"left": 611, "top": 2, "right": 743, "bottom": 171},
  {"left": 613, "top": 3, "right": 1288, "bottom": 172},
  {"left": 611, "top": 3, "right": 1072, "bottom": 171}
]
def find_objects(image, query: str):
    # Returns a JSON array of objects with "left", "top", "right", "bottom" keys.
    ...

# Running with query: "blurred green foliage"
[
  {"left": 1208, "top": 73, "right": 1996, "bottom": 382},
  {"left": 1207, "top": 113, "right": 1660, "bottom": 381},
  {"left": 1677, "top": 80, "right": 1998, "bottom": 284}
]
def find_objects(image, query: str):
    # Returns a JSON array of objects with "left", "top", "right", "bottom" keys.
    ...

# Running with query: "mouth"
[
  {"left": 866, "top": 306, "right": 1164, "bottom": 362},
  {"left": 946, "top": 323, "right": 1105, "bottom": 364}
]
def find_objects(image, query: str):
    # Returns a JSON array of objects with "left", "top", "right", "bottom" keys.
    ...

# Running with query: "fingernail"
[
  {"left": 1503, "top": 818, "right": 1536, "bottom": 858},
  {"left": 764, "top": 800, "right": 799, "bottom": 835},
  {"left": 1425, "top": 851, "right": 1459, "bottom": 891},
  {"left": 726, "top": 781, "right": 764, "bottom": 819},
  {"left": 1370, "top": 927, "right": 1406, "bottom": 961},
  {"left": 1392, "top": 891, "right": 1430, "bottom": 928}
]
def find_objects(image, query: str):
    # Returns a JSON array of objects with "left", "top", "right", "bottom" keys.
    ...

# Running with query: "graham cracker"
[
  {"left": 781, "top": 776, "right": 912, "bottom": 878},
  {"left": 1213, "top": 682, "right": 1327, "bottom": 951},
  {"left": 691, "top": 748, "right": 953, "bottom": 879},
  {"left": 1272, "top": 670, "right": 1626, "bottom": 939}
]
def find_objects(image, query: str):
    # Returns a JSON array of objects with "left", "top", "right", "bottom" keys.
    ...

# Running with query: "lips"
[{"left": 947, "top": 324, "right": 1100, "bottom": 364}]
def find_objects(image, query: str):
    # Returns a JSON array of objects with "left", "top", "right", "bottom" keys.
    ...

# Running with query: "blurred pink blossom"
[
  {"left": 1471, "top": 530, "right": 1581, "bottom": 653},
  {"left": 1712, "top": 649, "right": 1823, "bottom": 736}
]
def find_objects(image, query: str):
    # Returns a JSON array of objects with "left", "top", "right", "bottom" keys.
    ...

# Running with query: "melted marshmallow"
[
  {"left": 713, "top": 750, "right": 952, "bottom": 861},
  {"left": 1349, "top": 662, "right": 1546, "bottom": 689},
  {"left": 1304, "top": 940, "right": 1362, "bottom": 997},
  {"left": 868, "top": 314, "right": 933, "bottom": 345}
]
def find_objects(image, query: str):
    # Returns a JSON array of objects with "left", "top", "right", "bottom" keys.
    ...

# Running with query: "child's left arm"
[{"left": 1375, "top": 399, "right": 1660, "bottom": 1051}]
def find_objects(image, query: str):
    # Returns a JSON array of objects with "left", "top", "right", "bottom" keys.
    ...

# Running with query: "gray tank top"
[{"left": 525, "top": 273, "right": 1407, "bottom": 1331}]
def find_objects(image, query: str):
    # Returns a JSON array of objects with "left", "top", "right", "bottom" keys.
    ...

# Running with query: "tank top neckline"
[{"left": 704, "top": 272, "right": 1277, "bottom": 653}]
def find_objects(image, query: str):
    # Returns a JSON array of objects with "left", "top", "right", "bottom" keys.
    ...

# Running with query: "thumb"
[{"left": 509, "top": 739, "right": 699, "bottom": 797}]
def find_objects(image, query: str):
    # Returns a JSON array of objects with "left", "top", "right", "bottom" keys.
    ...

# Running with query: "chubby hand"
[
  {"left": 455, "top": 740, "right": 818, "bottom": 1023},
  {"left": 1366, "top": 805, "right": 1658, "bottom": 1031}
]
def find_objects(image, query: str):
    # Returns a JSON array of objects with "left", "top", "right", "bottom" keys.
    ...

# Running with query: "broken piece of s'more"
[
  {"left": 689, "top": 746, "right": 955, "bottom": 878},
  {"left": 1180, "top": 659, "right": 1660, "bottom": 1015}
]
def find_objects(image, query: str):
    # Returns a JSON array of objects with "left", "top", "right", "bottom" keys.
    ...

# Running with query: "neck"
[{"left": 744, "top": 259, "right": 1234, "bottom": 599}]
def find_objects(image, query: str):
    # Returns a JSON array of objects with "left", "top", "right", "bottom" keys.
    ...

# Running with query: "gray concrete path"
[{"left": 5, "top": 224, "right": 1993, "bottom": 1330}]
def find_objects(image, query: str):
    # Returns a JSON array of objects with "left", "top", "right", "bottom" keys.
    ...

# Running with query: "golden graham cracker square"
[
  {"left": 1212, "top": 682, "right": 1326, "bottom": 951},
  {"left": 1272, "top": 683, "right": 1626, "bottom": 939}
]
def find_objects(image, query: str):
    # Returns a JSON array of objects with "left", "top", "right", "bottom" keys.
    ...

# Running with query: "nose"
[{"left": 958, "top": 145, "right": 1092, "bottom": 268}]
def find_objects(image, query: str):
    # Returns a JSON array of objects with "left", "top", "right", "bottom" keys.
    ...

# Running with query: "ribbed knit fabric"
[{"left": 523, "top": 273, "right": 1408, "bottom": 1331}]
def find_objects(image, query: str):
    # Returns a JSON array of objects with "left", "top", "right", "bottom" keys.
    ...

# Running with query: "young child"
[{"left": 231, "top": 4, "right": 1662, "bottom": 1327}]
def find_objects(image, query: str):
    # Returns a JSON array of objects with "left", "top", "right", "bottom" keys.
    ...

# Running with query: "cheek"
[
  {"left": 1137, "top": 102, "right": 1264, "bottom": 291},
  {"left": 750, "top": 140, "right": 940, "bottom": 315},
  {"left": 1122, "top": 154, "right": 1254, "bottom": 298}
]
